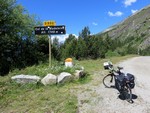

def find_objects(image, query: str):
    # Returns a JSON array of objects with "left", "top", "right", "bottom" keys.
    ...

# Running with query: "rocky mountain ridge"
[{"left": 98, "top": 5, "right": 150, "bottom": 50}]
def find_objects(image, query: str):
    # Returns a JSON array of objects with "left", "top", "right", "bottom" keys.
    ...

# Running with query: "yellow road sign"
[{"left": 43, "top": 21, "right": 56, "bottom": 26}]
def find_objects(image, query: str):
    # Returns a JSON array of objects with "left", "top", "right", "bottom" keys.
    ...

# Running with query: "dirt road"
[{"left": 77, "top": 56, "right": 150, "bottom": 113}]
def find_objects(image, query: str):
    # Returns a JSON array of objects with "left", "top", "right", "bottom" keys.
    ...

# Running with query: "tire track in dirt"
[{"left": 77, "top": 56, "right": 150, "bottom": 113}]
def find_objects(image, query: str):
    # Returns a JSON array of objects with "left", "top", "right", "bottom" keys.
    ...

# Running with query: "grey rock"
[
  {"left": 11, "top": 74, "right": 41, "bottom": 84},
  {"left": 57, "top": 72, "right": 73, "bottom": 84},
  {"left": 74, "top": 70, "right": 85, "bottom": 79},
  {"left": 41, "top": 74, "right": 57, "bottom": 85}
]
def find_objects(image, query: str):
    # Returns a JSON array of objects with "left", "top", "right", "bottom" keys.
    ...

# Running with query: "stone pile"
[{"left": 11, "top": 70, "right": 85, "bottom": 86}]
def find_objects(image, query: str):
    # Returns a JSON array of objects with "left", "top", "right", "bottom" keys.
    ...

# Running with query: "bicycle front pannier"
[
  {"left": 115, "top": 73, "right": 125, "bottom": 91},
  {"left": 103, "top": 62, "right": 113, "bottom": 70}
]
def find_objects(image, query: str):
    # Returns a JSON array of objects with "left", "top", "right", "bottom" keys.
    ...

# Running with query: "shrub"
[{"left": 105, "top": 50, "right": 120, "bottom": 57}]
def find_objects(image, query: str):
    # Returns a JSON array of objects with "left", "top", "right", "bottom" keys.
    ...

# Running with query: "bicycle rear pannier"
[{"left": 126, "top": 73, "right": 135, "bottom": 89}]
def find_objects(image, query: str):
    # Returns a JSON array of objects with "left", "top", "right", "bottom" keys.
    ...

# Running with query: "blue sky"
[{"left": 17, "top": 0, "right": 150, "bottom": 41}]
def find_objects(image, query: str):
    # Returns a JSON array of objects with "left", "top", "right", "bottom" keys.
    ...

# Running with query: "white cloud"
[
  {"left": 92, "top": 22, "right": 98, "bottom": 26},
  {"left": 131, "top": 9, "right": 138, "bottom": 14},
  {"left": 51, "top": 34, "right": 69, "bottom": 43},
  {"left": 72, "top": 34, "right": 78, "bottom": 38},
  {"left": 124, "top": 0, "right": 137, "bottom": 7},
  {"left": 51, "top": 34, "right": 78, "bottom": 43},
  {"left": 108, "top": 11, "right": 123, "bottom": 17}
]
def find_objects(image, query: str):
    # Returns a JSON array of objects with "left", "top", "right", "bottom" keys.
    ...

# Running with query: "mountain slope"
[{"left": 98, "top": 5, "right": 150, "bottom": 51}]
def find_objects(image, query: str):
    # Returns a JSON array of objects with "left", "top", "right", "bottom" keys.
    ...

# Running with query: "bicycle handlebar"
[{"left": 108, "top": 66, "right": 123, "bottom": 74}]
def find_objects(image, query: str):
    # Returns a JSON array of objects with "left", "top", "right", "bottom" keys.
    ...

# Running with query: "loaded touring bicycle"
[{"left": 103, "top": 61, "right": 135, "bottom": 103}]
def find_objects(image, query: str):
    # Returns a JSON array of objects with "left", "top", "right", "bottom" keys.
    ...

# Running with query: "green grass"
[
  {"left": 0, "top": 55, "right": 137, "bottom": 113},
  {"left": 0, "top": 80, "right": 78, "bottom": 113},
  {"left": 8, "top": 61, "right": 82, "bottom": 77},
  {"left": 77, "top": 55, "right": 138, "bottom": 74}
]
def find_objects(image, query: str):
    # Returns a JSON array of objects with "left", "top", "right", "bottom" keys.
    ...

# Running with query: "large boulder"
[
  {"left": 41, "top": 74, "right": 57, "bottom": 85},
  {"left": 57, "top": 72, "right": 73, "bottom": 84},
  {"left": 11, "top": 74, "right": 41, "bottom": 84}
]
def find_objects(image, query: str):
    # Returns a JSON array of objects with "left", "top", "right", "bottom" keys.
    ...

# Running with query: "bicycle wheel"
[
  {"left": 123, "top": 84, "right": 133, "bottom": 103},
  {"left": 103, "top": 74, "right": 115, "bottom": 88}
]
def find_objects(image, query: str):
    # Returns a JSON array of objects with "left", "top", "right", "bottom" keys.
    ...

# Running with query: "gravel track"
[{"left": 77, "top": 56, "right": 150, "bottom": 113}]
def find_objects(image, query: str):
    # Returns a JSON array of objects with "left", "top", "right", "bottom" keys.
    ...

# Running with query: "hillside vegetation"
[{"left": 98, "top": 5, "right": 150, "bottom": 55}]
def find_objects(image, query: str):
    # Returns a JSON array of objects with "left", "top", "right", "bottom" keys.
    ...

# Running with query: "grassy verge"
[
  {"left": 77, "top": 55, "right": 138, "bottom": 74},
  {"left": 0, "top": 80, "right": 78, "bottom": 113},
  {"left": 0, "top": 55, "right": 137, "bottom": 113}
]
